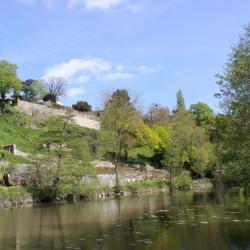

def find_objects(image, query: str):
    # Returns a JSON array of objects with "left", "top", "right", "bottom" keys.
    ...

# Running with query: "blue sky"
[{"left": 0, "top": 0, "right": 249, "bottom": 111}]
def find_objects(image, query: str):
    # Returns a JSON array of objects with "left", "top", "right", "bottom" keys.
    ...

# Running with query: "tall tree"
[
  {"left": 145, "top": 103, "right": 171, "bottom": 127},
  {"left": 42, "top": 77, "right": 66, "bottom": 103},
  {"left": 101, "top": 89, "right": 137, "bottom": 187},
  {"left": 152, "top": 109, "right": 214, "bottom": 187},
  {"left": 189, "top": 102, "right": 214, "bottom": 129},
  {"left": 216, "top": 24, "right": 250, "bottom": 185},
  {"left": 176, "top": 89, "right": 186, "bottom": 111},
  {"left": 0, "top": 60, "right": 21, "bottom": 104},
  {"left": 21, "top": 79, "right": 45, "bottom": 101},
  {"left": 30, "top": 114, "right": 92, "bottom": 201}
]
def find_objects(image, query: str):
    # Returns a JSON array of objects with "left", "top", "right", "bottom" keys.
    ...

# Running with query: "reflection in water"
[{"left": 0, "top": 188, "right": 250, "bottom": 250}]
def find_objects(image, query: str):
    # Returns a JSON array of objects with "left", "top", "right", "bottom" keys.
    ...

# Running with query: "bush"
[
  {"left": 72, "top": 101, "right": 92, "bottom": 112},
  {"left": 172, "top": 171, "right": 193, "bottom": 190},
  {"left": 0, "top": 150, "right": 31, "bottom": 164},
  {"left": 125, "top": 180, "right": 167, "bottom": 193},
  {"left": 0, "top": 187, "right": 31, "bottom": 203}
]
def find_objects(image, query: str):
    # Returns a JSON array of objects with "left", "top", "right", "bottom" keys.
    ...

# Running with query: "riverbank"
[
  {"left": 0, "top": 186, "right": 33, "bottom": 208},
  {"left": 0, "top": 178, "right": 213, "bottom": 209}
]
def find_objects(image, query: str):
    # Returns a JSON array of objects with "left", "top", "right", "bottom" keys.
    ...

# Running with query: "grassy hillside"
[
  {"left": 0, "top": 108, "right": 39, "bottom": 153},
  {"left": 0, "top": 107, "right": 151, "bottom": 164},
  {"left": 0, "top": 107, "right": 104, "bottom": 158}
]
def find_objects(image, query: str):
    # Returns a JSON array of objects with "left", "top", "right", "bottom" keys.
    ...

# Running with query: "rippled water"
[{"left": 0, "top": 188, "right": 250, "bottom": 250}]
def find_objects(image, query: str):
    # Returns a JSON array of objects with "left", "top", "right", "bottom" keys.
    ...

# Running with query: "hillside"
[
  {"left": 0, "top": 109, "right": 39, "bottom": 153},
  {"left": 0, "top": 107, "right": 101, "bottom": 155}
]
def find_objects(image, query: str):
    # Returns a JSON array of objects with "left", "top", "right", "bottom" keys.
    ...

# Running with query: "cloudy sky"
[{"left": 0, "top": 0, "right": 249, "bottom": 111}]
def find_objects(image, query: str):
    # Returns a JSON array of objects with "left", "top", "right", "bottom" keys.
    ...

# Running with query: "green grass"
[
  {"left": 0, "top": 150, "right": 31, "bottom": 164},
  {"left": 125, "top": 180, "right": 168, "bottom": 193},
  {"left": 57, "top": 180, "right": 168, "bottom": 199},
  {"left": 0, "top": 107, "right": 39, "bottom": 153},
  {"left": 0, "top": 186, "right": 31, "bottom": 202},
  {"left": 172, "top": 171, "right": 193, "bottom": 190}
]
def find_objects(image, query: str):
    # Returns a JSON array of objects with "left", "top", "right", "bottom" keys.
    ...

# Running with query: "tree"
[
  {"left": 215, "top": 24, "right": 250, "bottom": 185},
  {"left": 176, "top": 89, "right": 186, "bottom": 111},
  {"left": 21, "top": 79, "right": 45, "bottom": 101},
  {"left": 145, "top": 103, "right": 171, "bottom": 127},
  {"left": 152, "top": 109, "right": 214, "bottom": 188},
  {"left": 172, "top": 110, "right": 213, "bottom": 177},
  {"left": 72, "top": 101, "right": 92, "bottom": 112},
  {"left": 42, "top": 77, "right": 66, "bottom": 103},
  {"left": 189, "top": 102, "right": 214, "bottom": 129},
  {"left": 152, "top": 124, "right": 182, "bottom": 188},
  {"left": 0, "top": 60, "right": 22, "bottom": 103},
  {"left": 101, "top": 89, "right": 138, "bottom": 187},
  {"left": 30, "top": 114, "right": 92, "bottom": 201}
]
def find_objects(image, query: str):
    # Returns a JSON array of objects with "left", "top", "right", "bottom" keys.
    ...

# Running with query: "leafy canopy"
[{"left": 0, "top": 60, "right": 22, "bottom": 100}]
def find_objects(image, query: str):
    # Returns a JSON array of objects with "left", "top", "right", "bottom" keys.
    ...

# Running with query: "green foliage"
[
  {"left": 215, "top": 24, "right": 250, "bottom": 185},
  {"left": 125, "top": 180, "right": 167, "bottom": 193},
  {"left": 189, "top": 102, "right": 214, "bottom": 129},
  {"left": 128, "top": 146, "right": 155, "bottom": 165},
  {"left": 172, "top": 171, "right": 193, "bottom": 190},
  {"left": 72, "top": 101, "right": 92, "bottom": 112},
  {"left": 134, "top": 120, "right": 161, "bottom": 151},
  {"left": 176, "top": 89, "right": 186, "bottom": 111},
  {"left": 0, "top": 150, "right": 31, "bottom": 164},
  {"left": 78, "top": 184, "right": 112, "bottom": 195},
  {"left": 0, "top": 107, "right": 40, "bottom": 152},
  {"left": 0, "top": 187, "right": 31, "bottom": 202},
  {"left": 151, "top": 109, "right": 214, "bottom": 187},
  {"left": 0, "top": 60, "right": 22, "bottom": 103},
  {"left": 145, "top": 104, "right": 171, "bottom": 127},
  {"left": 172, "top": 110, "right": 213, "bottom": 177},
  {"left": 101, "top": 89, "right": 138, "bottom": 184},
  {"left": 20, "top": 79, "right": 45, "bottom": 101},
  {"left": 29, "top": 114, "right": 93, "bottom": 201}
]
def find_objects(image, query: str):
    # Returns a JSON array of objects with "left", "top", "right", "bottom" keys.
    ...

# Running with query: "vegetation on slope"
[{"left": 0, "top": 24, "right": 249, "bottom": 205}]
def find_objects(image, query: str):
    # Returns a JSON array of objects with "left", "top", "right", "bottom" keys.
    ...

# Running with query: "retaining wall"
[{"left": 15, "top": 99, "right": 100, "bottom": 130}]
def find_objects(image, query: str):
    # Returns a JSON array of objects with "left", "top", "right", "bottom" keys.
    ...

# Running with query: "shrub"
[
  {"left": 172, "top": 171, "right": 193, "bottom": 190},
  {"left": 125, "top": 180, "right": 167, "bottom": 193},
  {"left": 0, "top": 187, "right": 31, "bottom": 203},
  {"left": 72, "top": 101, "right": 92, "bottom": 112}
]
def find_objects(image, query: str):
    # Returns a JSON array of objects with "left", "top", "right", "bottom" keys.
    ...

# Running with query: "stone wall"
[
  {"left": 2, "top": 144, "right": 29, "bottom": 158},
  {"left": 89, "top": 160, "right": 169, "bottom": 187},
  {"left": 15, "top": 99, "right": 100, "bottom": 130}
]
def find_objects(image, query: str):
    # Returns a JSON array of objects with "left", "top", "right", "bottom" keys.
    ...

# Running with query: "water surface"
[{"left": 1, "top": 188, "right": 250, "bottom": 250}]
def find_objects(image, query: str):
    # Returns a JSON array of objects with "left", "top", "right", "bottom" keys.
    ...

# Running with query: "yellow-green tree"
[
  {"left": 101, "top": 89, "right": 138, "bottom": 186},
  {"left": 30, "top": 114, "right": 92, "bottom": 201},
  {"left": 0, "top": 60, "right": 21, "bottom": 106}
]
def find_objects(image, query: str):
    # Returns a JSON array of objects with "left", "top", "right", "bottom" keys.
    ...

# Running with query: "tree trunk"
[
  {"left": 169, "top": 170, "right": 173, "bottom": 192},
  {"left": 115, "top": 163, "right": 119, "bottom": 187},
  {"left": 1, "top": 93, "right": 6, "bottom": 101},
  {"left": 0, "top": 93, "right": 6, "bottom": 109}
]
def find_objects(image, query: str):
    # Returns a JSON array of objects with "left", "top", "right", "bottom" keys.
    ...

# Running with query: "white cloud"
[
  {"left": 42, "top": 58, "right": 134, "bottom": 84},
  {"left": 68, "top": 0, "right": 123, "bottom": 10},
  {"left": 137, "top": 65, "right": 164, "bottom": 75},
  {"left": 42, "top": 58, "right": 163, "bottom": 99},
  {"left": 19, "top": 0, "right": 145, "bottom": 11},
  {"left": 75, "top": 75, "right": 91, "bottom": 84},
  {"left": 116, "top": 64, "right": 125, "bottom": 72},
  {"left": 67, "top": 87, "right": 85, "bottom": 97}
]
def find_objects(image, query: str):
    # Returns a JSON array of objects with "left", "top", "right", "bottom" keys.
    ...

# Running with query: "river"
[{"left": 0, "top": 188, "right": 250, "bottom": 250}]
